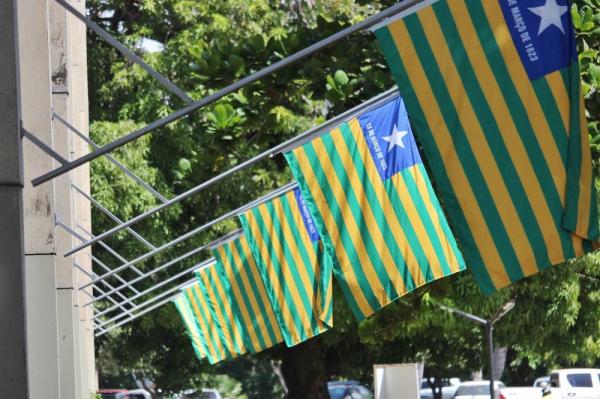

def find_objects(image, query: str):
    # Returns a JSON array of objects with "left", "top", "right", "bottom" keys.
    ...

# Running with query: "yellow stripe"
[
  {"left": 207, "top": 266, "right": 247, "bottom": 354},
  {"left": 545, "top": 71, "right": 569, "bottom": 133},
  {"left": 238, "top": 238, "right": 284, "bottom": 343},
  {"left": 185, "top": 286, "right": 219, "bottom": 361},
  {"left": 388, "top": 21, "right": 511, "bottom": 289},
  {"left": 192, "top": 284, "right": 227, "bottom": 360},
  {"left": 251, "top": 205, "right": 312, "bottom": 341},
  {"left": 410, "top": 167, "right": 464, "bottom": 274},
  {"left": 448, "top": 1, "right": 565, "bottom": 266},
  {"left": 312, "top": 133, "right": 398, "bottom": 301},
  {"left": 217, "top": 246, "right": 262, "bottom": 351},
  {"left": 292, "top": 147, "right": 375, "bottom": 316},
  {"left": 345, "top": 119, "right": 432, "bottom": 285},
  {"left": 483, "top": 1, "right": 566, "bottom": 199},
  {"left": 418, "top": 7, "right": 538, "bottom": 276},
  {"left": 271, "top": 197, "right": 327, "bottom": 331}
]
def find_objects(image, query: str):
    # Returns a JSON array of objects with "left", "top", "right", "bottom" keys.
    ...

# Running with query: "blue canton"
[
  {"left": 293, "top": 188, "right": 320, "bottom": 242},
  {"left": 359, "top": 96, "right": 422, "bottom": 181},
  {"left": 499, "top": 0, "right": 577, "bottom": 80}
]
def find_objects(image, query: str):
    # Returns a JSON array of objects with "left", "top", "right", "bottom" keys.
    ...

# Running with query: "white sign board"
[{"left": 374, "top": 363, "right": 421, "bottom": 399}]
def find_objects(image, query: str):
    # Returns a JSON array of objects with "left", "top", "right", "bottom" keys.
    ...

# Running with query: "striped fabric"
[
  {"left": 239, "top": 188, "right": 333, "bottom": 346},
  {"left": 173, "top": 293, "right": 206, "bottom": 361},
  {"left": 196, "top": 266, "right": 247, "bottom": 358},
  {"left": 182, "top": 280, "right": 230, "bottom": 364},
  {"left": 285, "top": 97, "right": 465, "bottom": 320},
  {"left": 375, "top": 0, "right": 599, "bottom": 293},
  {"left": 212, "top": 235, "right": 284, "bottom": 354}
]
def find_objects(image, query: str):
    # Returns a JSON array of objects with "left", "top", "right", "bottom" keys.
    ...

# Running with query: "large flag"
[
  {"left": 173, "top": 293, "right": 207, "bottom": 361},
  {"left": 195, "top": 266, "right": 247, "bottom": 358},
  {"left": 239, "top": 188, "right": 333, "bottom": 346},
  {"left": 285, "top": 96, "right": 465, "bottom": 320},
  {"left": 375, "top": 0, "right": 599, "bottom": 293},
  {"left": 212, "top": 235, "right": 284, "bottom": 354},
  {"left": 181, "top": 279, "right": 231, "bottom": 364}
]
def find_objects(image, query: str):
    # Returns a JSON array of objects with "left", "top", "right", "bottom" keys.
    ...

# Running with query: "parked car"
[
  {"left": 98, "top": 389, "right": 151, "bottom": 399},
  {"left": 499, "top": 368, "right": 600, "bottom": 399},
  {"left": 328, "top": 380, "right": 373, "bottom": 399},
  {"left": 180, "top": 388, "right": 223, "bottom": 399},
  {"left": 452, "top": 381, "right": 505, "bottom": 399},
  {"left": 420, "top": 378, "right": 461, "bottom": 399}
]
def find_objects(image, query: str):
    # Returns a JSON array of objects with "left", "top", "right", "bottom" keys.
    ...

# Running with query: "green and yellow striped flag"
[
  {"left": 195, "top": 266, "right": 247, "bottom": 359},
  {"left": 173, "top": 293, "right": 207, "bottom": 361},
  {"left": 239, "top": 188, "right": 333, "bottom": 346},
  {"left": 182, "top": 279, "right": 230, "bottom": 364},
  {"left": 285, "top": 96, "right": 465, "bottom": 320},
  {"left": 375, "top": 0, "right": 599, "bottom": 294},
  {"left": 212, "top": 235, "right": 284, "bottom": 354}
]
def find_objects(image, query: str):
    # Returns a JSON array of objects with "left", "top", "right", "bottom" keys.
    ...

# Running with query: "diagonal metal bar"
[
  {"left": 75, "top": 223, "right": 144, "bottom": 277},
  {"left": 92, "top": 257, "right": 214, "bottom": 320},
  {"left": 75, "top": 263, "right": 136, "bottom": 317},
  {"left": 79, "top": 181, "right": 297, "bottom": 290},
  {"left": 71, "top": 184, "right": 155, "bottom": 250},
  {"left": 95, "top": 277, "right": 198, "bottom": 335},
  {"left": 83, "top": 243, "right": 208, "bottom": 305},
  {"left": 62, "top": 89, "right": 397, "bottom": 256},
  {"left": 55, "top": 217, "right": 143, "bottom": 293},
  {"left": 51, "top": 0, "right": 192, "bottom": 104},
  {"left": 21, "top": 127, "right": 69, "bottom": 165},
  {"left": 31, "top": 0, "right": 425, "bottom": 187},
  {"left": 53, "top": 112, "right": 168, "bottom": 203}
]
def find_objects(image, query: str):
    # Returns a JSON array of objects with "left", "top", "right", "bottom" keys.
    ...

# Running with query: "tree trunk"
[{"left": 281, "top": 337, "right": 329, "bottom": 399}]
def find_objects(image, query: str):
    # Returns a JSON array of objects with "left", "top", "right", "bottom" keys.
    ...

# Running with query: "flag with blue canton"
[
  {"left": 285, "top": 96, "right": 466, "bottom": 320},
  {"left": 375, "top": 0, "right": 599, "bottom": 294},
  {"left": 239, "top": 188, "right": 333, "bottom": 346}
]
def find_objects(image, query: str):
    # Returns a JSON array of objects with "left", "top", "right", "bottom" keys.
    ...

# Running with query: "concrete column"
[
  {"left": 0, "top": 0, "right": 29, "bottom": 397},
  {"left": 18, "top": 0, "right": 62, "bottom": 398}
]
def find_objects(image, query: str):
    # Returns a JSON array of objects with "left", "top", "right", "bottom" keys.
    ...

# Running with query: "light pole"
[{"left": 437, "top": 300, "right": 515, "bottom": 399}]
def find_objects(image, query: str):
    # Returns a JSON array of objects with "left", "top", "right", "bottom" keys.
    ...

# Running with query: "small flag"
[
  {"left": 182, "top": 279, "right": 230, "bottom": 364},
  {"left": 375, "top": 0, "right": 599, "bottom": 293},
  {"left": 196, "top": 266, "right": 247, "bottom": 358},
  {"left": 239, "top": 188, "right": 333, "bottom": 346},
  {"left": 173, "top": 293, "right": 207, "bottom": 361},
  {"left": 212, "top": 235, "right": 284, "bottom": 354},
  {"left": 285, "top": 96, "right": 465, "bottom": 320}
]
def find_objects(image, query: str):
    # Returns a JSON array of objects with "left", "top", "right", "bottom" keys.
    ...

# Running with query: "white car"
[
  {"left": 499, "top": 368, "right": 600, "bottom": 399},
  {"left": 420, "top": 378, "right": 460, "bottom": 399},
  {"left": 452, "top": 381, "right": 505, "bottom": 399}
]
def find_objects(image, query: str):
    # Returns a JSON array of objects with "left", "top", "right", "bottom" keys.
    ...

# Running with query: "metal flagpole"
[
  {"left": 78, "top": 181, "right": 297, "bottom": 290},
  {"left": 51, "top": 0, "right": 192, "bottom": 104},
  {"left": 31, "top": 0, "right": 425, "bottom": 186},
  {"left": 63, "top": 88, "right": 399, "bottom": 256}
]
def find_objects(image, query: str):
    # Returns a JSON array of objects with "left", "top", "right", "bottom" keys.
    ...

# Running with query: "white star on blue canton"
[
  {"left": 528, "top": 0, "right": 568, "bottom": 35},
  {"left": 382, "top": 125, "right": 409, "bottom": 153}
]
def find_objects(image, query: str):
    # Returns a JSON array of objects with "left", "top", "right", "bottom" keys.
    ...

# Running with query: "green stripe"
[
  {"left": 186, "top": 289, "right": 218, "bottom": 363},
  {"left": 205, "top": 271, "right": 243, "bottom": 355},
  {"left": 375, "top": 26, "right": 496, "bottom": 293},
  {"left": 403, "top": 12, "right": 525, "bottom": 282},
  {"left": 263, "top": 200, "right": 322, "bottom": 338},
  {"left": 232, "top": 239, "right": 281, "bottom": 347},
  {"left": 240, "top": 213, "right": 306, "bottom": 345},
  {"left": 467, "top": 0, "right": 575, "bottom": 260},
  {"left": 433, "top": 2, "right": 552, "bottom": 274},
  {"left": 213, "top": 249, "right": 262, "bottom": 353},
  {"left": 285, "top": 151, "right": 377, "bottom": 319}
]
